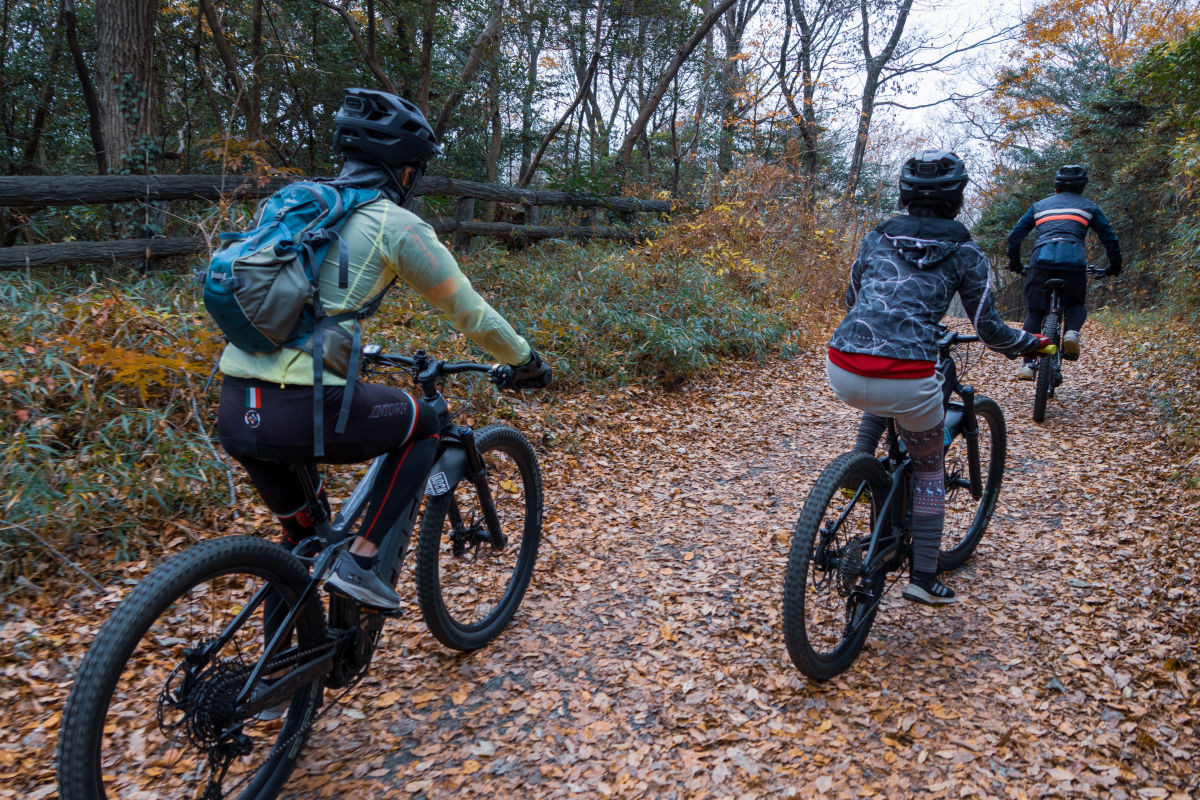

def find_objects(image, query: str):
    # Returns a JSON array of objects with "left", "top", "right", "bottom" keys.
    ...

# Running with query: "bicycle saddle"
[{"left": 1045, "top": 278, "right": 1069, "bottom": 291}]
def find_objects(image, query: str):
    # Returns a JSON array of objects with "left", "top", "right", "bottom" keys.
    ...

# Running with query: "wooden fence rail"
[{"left": 0, "top": 174, "right": 669, "bottom": 271}]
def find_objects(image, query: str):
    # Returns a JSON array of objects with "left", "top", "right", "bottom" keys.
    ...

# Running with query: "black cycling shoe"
[{"left": 902, "top": 571, "right": 958, "bottom": 606}]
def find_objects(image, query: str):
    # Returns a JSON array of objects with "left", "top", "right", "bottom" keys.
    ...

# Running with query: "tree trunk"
[
  {"left": 485, "top": 61, "right": 502, "bottom": 220},
  {"left": 22, "top": 3, "right": 65, "bottom": 170},
  {"left": 418, "top": 0, "right": 438, "bottom": 113},
  {"left": 198, "top": 0, "right": 258, "bottom": 138},
  {"left": 64, "top": 0, "right": 107, "bottom": 173},
  {"left": 312, "top": 0, "right": 398, "bottom": 95},
  {"left": 615, "top": 0, "right": 739, "bottom": 183},
  {"left": 840, "top": 0, "right": 913, "bottom": 211},
  {"left": 434, "top": 6, "right": 503, "bottom": 139},
  {"left": 249, "top": 0, "right": 263, "bottom": 139},
  {"left": 518, "top": 52, "right": 598, "bottom": 187},
  {"left": 95, "top": 0, "right": 157, "bottom": 173}
]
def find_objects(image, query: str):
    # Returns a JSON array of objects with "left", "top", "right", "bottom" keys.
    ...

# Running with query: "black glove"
[
  {"left": 1007, "top": 259, "right": 1023, "bottom": 275},
  {"left": 505, "top": 349, "right": 552, "bottom": 390},
  {"left": 1105, "top": 262, "right": 1122, "bottom": 277}
]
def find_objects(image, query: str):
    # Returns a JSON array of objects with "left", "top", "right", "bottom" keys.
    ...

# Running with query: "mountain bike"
[
  {"left": 56, "top": 348, "right": 543, "bottom": 800},
  {"left": 782, "top": 329, "right": 1007, "bottom": 681},
  {"left": 1031, "top": 264, "right": 1108, "bottom": 423}
]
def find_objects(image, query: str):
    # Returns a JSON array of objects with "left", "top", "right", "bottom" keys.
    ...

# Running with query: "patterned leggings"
[{"left": 853, "top": 413, "right": 945, "bottom": 574}]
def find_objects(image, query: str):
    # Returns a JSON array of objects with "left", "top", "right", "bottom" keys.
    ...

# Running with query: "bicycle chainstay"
[
  {"left": 157, "top": 615, "right": 378, "bottom": 799},
  {"left": 818, "top": 523, "right": 908, "bottom": 640}
]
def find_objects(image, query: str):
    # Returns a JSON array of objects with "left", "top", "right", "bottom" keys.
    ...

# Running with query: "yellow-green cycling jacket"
[{"left": 218, "top": 198, "right": 532, "bottom": 385}]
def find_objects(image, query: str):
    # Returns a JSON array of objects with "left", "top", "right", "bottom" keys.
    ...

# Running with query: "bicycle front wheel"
[
  {"left": 416, "top": 424, "right": 543, "bottom": 650},
  {"left": 783, "top": 451, "right": 890, "bottom": 681},
  {"left": 940, "top": 396, "right": 1006, "bottom": 570},
  {"left": 57, "top": 536, "right": 326, "bottom": 800},
  {"left": 1033, "top": 311, "right": 1060, "bottom": 422}
]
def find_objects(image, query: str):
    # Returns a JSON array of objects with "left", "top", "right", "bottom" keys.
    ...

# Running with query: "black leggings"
[
  {"left": 218, "top": 377, "right": 441, "bottom": 545},
  {"left": 1023, "top": 267, "right": 1088, "bottom": 340}
]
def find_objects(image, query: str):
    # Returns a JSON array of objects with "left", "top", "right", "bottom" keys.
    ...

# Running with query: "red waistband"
[{"left": 828, "top": 348, "right": 936, "bottom": 379}]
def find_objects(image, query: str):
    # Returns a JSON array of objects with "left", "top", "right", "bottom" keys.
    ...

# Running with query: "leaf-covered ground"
[{"left": 3, "top": 323, "right": 1198, "bottom": 799}]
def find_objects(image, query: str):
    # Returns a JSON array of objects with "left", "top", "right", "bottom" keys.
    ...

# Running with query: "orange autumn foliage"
[{"left": 990, "top": 0, "right": 1200, "bottom": 147}]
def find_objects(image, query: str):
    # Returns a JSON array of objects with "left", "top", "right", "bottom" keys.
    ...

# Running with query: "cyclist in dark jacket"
[
  {"left": 1007, "top": 165, "right": 1122, "bottom": 378},
  {"left": 827, "top": 150, "right": 1049, "bottom": 606}
]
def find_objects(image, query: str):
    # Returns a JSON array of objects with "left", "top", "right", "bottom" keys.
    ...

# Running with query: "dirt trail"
[{"left": 4, "top": 324, "right": 1198, "bottom": 799}]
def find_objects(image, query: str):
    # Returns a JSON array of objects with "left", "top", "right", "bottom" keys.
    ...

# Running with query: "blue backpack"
[{"left": 201, "top": 181, "right": 386, "bottom": 456}]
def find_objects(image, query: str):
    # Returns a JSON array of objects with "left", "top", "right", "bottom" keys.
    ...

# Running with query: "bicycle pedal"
[
  {"left": 363, "top": 605, "right": 402, "bottom": 619},
  {"left": 324, "top": 586, "right": 402, "bottom": 618}
]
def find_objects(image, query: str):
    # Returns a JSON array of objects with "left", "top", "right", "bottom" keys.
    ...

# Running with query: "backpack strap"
[
  {"left": 310, "top": 286, "right": 329, "bottom": 458},
  {"left": 290, "top": 187, "right": 381, "bottom": 457},
  {"left": 323, "top": 283, "right": 394, "bottom": 437}
]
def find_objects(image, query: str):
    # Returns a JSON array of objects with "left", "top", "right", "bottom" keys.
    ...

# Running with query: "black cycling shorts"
[
  {"left": 1024, "top": 267, "right": 1087, "bottom": 312},
  {"left": 217, "top": 376, "right": 439, "bottom": 466}
]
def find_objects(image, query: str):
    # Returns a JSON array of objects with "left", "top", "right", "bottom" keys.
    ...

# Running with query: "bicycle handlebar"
[
  {"left": 937, "top": 328, "right": 980, "bottom": 349},
  {"left": 361, "top": 346, "right": 512, "bottom": 390},
  {"left": 1021, "top": 264, "right": 1110, "bottom": 277}
]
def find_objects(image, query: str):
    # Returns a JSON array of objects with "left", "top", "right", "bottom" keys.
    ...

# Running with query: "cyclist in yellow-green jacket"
[{"left": 217, "top": 88, "right": 550, "bottom": 611}]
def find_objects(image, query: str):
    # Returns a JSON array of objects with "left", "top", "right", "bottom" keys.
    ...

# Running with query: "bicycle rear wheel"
[
  {"left": 57, "top": 536, "right": 326, "bottom": 800},
  {"left": 416, "top": 424, "right": 543, "bottom": 650},
  {"left": 1033, "top": 311, "right": 1060, "bottom": 422},
  {"left": 783, "top": 451, "right": 890, "bottom": 681},
  {"left": 940, "top": 396, "right": 1006, "bottom": 570}
]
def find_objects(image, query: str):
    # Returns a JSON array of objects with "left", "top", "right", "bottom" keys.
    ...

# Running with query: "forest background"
[{"left": 2, "top": 0, "right": 1200, "bottom": 581}]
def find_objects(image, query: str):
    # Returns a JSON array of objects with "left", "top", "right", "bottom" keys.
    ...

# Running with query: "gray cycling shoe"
[
  {"left": 325, "top": 550, "right": 401, "bottom": 610},
  {"left": 1062, "top": 330, "right": 1081, "bottom": 361}
]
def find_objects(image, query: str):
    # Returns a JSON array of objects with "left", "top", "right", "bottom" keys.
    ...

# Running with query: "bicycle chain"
[
  {"left": 194, "top": 623, "right": 382, "bottom": 798},
  {"left": 843, "top": 564, "right": 905, "bottom": 640}
]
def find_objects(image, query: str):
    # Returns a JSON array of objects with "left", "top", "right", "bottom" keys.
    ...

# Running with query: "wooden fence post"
[{"left": 454, "top": 196, "right": 474, "bottom": 253}]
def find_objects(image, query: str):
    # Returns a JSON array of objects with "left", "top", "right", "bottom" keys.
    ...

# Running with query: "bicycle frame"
[
  {"left": 853, "top": 331, "right": 984, "bottom": 585},
  {"left": 1033, "top": 264, "right": 1108, "bottom": 389},
  {"left": 228, "top": 349, "right": 513, "bottom": 716}
]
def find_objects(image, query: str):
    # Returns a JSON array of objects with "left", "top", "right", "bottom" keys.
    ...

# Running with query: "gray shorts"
[{"left": 825, "top": 357, "right": 945, "bottom": 432}]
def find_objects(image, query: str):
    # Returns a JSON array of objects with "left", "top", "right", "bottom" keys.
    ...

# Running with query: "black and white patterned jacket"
[{"left": 828, "top": 215, "right": 1037, "bottom": 362}]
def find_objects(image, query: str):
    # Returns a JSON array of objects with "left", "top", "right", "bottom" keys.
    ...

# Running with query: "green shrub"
[{"left": 0, "top": 226, "right": 805, "bottom": 577}]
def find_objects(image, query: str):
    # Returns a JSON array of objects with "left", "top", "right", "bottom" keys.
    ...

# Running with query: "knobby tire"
[
  {"left": 783, "top": 451, "right": 890, "bottom": 681},
  {"left": 57, "top": 536, "right": 325, "bottom": 800},
  {"left": 415, "top": 424, "right": 543, "bottom": 650},
  {"left": 1033, "top": 311, "right": 1060, "bottom": 423},
  {"left": 939, "top": 396, "right": 1006, "bottom": 570}
]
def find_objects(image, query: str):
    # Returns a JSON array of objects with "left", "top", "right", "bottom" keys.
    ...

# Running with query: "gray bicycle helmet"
[
  {"left": 332, "top": 88, "right": 442, "bottom": 168},
  {"left": 898, "top": 150, "right": 969, "bottom": 216},
  {"left": 1053, "top": 164, "right": 1088, "bottom": 193}
]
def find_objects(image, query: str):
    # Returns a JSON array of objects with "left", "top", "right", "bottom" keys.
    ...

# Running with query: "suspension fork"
[
  {"left": 461, "top": 427, "right": 507, "bottom": 549},
  {"left": 959, "top": 384, "right": 982, "bottom": 498}
]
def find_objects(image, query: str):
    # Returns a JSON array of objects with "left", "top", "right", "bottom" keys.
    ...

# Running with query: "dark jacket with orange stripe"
[{"left": 1007, "top": 191, "right": 1122, "bottom": 272}]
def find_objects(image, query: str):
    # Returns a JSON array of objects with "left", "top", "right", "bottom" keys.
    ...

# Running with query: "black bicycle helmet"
[
  {"left": 898, "top": 150, "right": 969, "bottom": 216},
  {"left": 332, "top": 88, "right": 442, "bottom": 167},
  {"left": 1053, "top": 164, "right": 1088, "bottom": 193}
]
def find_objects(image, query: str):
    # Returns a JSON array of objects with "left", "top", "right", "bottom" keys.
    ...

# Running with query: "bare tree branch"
[
  {"left": 434, "top": 7, "right": 504, "bottom": 139},
  {"left": 310, "top": 0, "right": 398, "bottom": 94},
  {"left": 615, "top": 0, "right": 740, "bottom": 181}
]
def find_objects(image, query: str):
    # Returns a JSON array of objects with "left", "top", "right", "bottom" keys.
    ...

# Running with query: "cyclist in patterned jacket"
[
  {"left": 826, "top": 150, "right": 1049, "bottom": 606},
  {"left": 1007, "top": 165, "right": 1122, "bottom": 379},
  {"left": 216, "top": 88, "right": 551, "bottom": 611}
]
